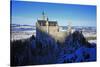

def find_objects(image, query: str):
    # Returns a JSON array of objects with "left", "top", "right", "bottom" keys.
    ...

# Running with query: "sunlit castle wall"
[{"left": 36, "top": 19, "right": 68, "bottom": 42}]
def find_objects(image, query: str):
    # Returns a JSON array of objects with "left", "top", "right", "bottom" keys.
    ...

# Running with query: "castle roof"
[{"left": 37, "top": 20, "right": 58, "bottom": 26}]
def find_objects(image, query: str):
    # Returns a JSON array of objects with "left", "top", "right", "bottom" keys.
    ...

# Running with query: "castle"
[{"left": 36, "top": 12, "right": 72, "bottom": 42}]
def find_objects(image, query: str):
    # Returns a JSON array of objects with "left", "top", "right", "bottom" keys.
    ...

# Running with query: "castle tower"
[
  {"left": 67, "top": 21, "right": 72, "bottom": 34},
  {"left": 46, "top": 17, "right": 49, "bottom": 33}
]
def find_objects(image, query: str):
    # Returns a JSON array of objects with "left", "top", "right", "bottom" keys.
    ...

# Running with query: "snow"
[{"left": 88, "top": 40, "right": 96, "bottom": 43}]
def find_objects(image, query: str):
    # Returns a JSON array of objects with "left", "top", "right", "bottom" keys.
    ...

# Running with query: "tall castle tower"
[
  {"left": 41, "top": 11, "right": 49, "bottom": 33},
  {"left": 46, "top": 17, "right": 49, "bottom": 33}
]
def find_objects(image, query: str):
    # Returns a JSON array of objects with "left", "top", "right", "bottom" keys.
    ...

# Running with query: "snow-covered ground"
[
  {"left": 11, "top": 24, "right": 36, "bottom": 41},
  {"left": 83, "top": 32, "right": 96, "bottom": 38},
  {"left": 88, "top": 40, "right": 96, "bottom": 43},
  {"left": 82, "top": 32, "right": 96, "bottom": 43},
  {"left": 11, "top": 31, "right": 36, "bottom": 41}
]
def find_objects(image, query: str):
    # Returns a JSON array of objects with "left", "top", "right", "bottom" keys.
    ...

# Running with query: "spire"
[{"left": 42, "top": 11, "right": 45, "bottom": 20}]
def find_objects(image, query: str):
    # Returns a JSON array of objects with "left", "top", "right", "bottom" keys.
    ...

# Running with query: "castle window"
[
  {"left": 49, "top": 21, "right": 57, "bottom": 26},
  {"left": 37, "top": 20, "right": 46, "bottom": 26}
]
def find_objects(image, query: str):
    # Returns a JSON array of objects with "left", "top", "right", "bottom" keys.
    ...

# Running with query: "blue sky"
[{"left": 11, "top": 1, "right": 96, "bottom": 27}]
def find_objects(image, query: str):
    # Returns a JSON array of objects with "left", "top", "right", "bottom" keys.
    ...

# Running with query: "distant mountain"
[
  {"left": 11, "top": 24, "right": 36, "bottom": 31},
  {"left": 59, "top": 26, "right": 96, "bottom": 32},
  {"left": 11, "top": 24, "right": 34, "bottom": 27}
]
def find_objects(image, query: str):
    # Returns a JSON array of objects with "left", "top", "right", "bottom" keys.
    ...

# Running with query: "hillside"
[{"left": 11, "top": 29, "right": 96, "bottom": 66}]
